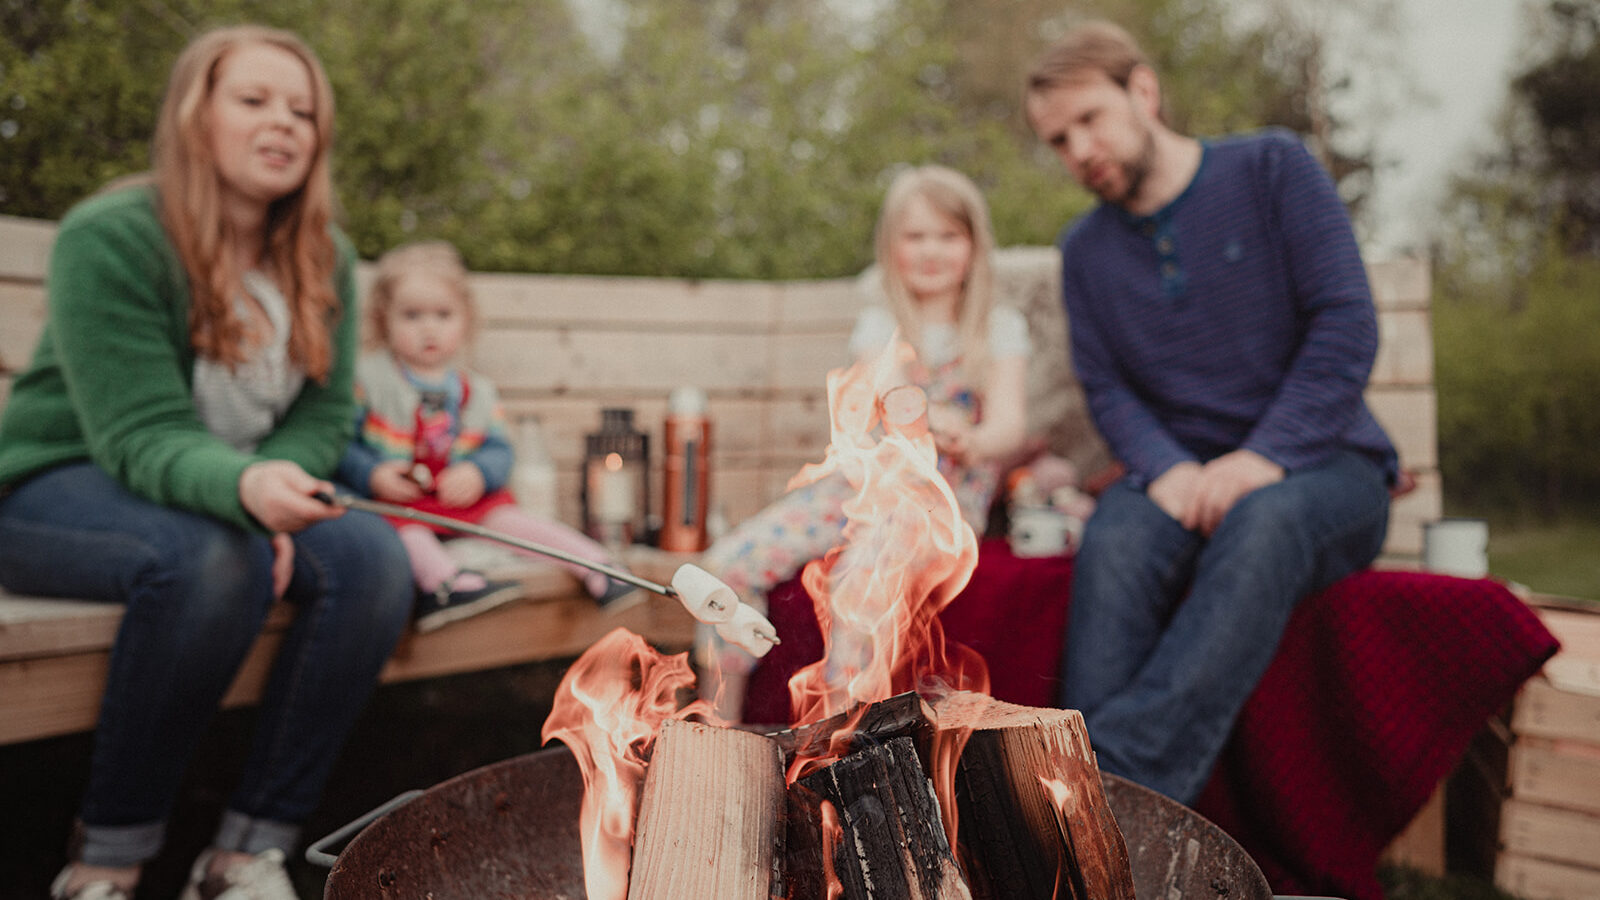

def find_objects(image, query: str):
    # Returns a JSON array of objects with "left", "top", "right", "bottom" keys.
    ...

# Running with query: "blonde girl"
[{"left": 696, "top": 165, "right": 1030, "bottom": 720}]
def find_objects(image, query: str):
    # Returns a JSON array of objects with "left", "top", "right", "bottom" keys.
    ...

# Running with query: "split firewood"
[
  {"left": 799, "top": 735, "right": 972, "bottom": 900},
  {"left": 766, "top": 691, "right": 936, "bottom": 769},
  {"left": 628, "top": 718, "right": 787, "bottom": 900},
  {"left": 929, "top": 691, "right": 1136, "bottom": 900},
  {"left": 782, "top": 781, "right": 833, "bottom": 900}
]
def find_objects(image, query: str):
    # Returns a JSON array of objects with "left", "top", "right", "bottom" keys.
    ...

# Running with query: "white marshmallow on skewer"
[
  {"left": 670, "top": 564, "right": 738, "bottom": 624},
  {"left": 715, "top": 603, "right": 780, "bottom": 658}
]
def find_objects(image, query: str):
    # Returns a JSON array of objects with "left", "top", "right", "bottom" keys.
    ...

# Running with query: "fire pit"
[{"left": 320, "top": 743, "right": 1273, "bottom": 899}]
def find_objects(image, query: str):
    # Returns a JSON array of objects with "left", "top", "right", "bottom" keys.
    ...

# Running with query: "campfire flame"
[
  {"left": 786, "top": 338, "right": 989, "bottom": 758},
  {"left": 548, "top": 337, "right": 998, "bottom": 896},
  {"left": 540, "top": 628, "right": 719, "bottom": 900}
]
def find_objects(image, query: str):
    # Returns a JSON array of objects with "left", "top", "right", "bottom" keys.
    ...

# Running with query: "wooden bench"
[{"left": 0, "top": 212, "right": 1442, "bottom": 749}]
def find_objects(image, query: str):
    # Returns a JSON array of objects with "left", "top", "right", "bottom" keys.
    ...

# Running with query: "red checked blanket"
[{"left": 742, "top": 539, "right": 1558, "bottom": 900}]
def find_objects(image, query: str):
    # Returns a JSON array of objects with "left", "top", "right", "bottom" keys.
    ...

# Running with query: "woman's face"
[
  {"left": 889, "top": 194, "right": 974, "bottom": 306},
  {"left": 205, "top": 41, "right": 318, "bottom": 215},
  {"left": 384, "top": 273, "right": 471, "bottom": 378}
]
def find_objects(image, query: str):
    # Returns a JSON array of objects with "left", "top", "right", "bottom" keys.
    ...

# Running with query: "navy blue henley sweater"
[{"left": 1058, "top": 129, "right": 1397, "bottom": 486}]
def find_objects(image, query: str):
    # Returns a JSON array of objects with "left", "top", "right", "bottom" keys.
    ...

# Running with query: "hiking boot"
[
  {"left": 413, "top": 571, "right": 524, "bottom": 632},
  {"left": 179, "top": 848, "right": 297, "bottom": 899}
]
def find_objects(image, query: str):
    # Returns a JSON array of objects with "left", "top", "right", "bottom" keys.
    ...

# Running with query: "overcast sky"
[{"left": 1360, "top": 0, "right": 1526, "bottom": 257}]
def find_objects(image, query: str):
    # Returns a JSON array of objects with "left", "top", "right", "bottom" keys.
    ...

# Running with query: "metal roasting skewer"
[{"left": 312, "top": 490, "right": 778, "bottom": 648}]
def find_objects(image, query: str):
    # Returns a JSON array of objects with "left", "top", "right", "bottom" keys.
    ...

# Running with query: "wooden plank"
[
  {"left": 0, "top": 652, "right": 111, "bottom": 743},
  {"left": 474, "top": 272, "right": 781, "bottom": 329},
  {"left": 1379, "top": 780, "right": 1446, "bottom": 876},
  {"left": 773, "top": 277, "right": 865, "bottom": 330},
  {"left": 627, "top": 719, "right": 785, "bottom": 900},
  {"left": 380, "top": 590, "right": 695, "bottom": 682},
  {"left": 1534, "top": 607, "right": 1600, "bottom": 662},
  {"left": 1373, "top": 309, "right": 1435, "bottom": 386},
  {"left": 472, "top": 328, "right": 772, "bottom": 393},
  {"left": 1543, "top": 655, "right": 1600, "bottom": 699},
  {"left": 769, "top": 330, "right": 854, "bottom": 392},
  {"left": 1509, "top": 737, "right": 1600, "bottom": 814},
  {"left": 0, "top": 590, "right": 695, "bottom": 746},
  {"left": 0, "top": 281, "right": 47, "bottom": 373},
  {"left": 1368, "top": 258, "right": 1431, "bottom": 312},
  {"left": 0, "top": 595, "right": 295, "bottom": 664},
  {"left": 1366, "top": 386, "right": 1438, "bottom": 470},
  {"left": 1497, "top": 853, "right": 1600, "bottom": 900},
  {"left": 0, "top": 215, "right": 56, "bottom": 282},
  {"left": 1513, "top": 677, "right": 1600, "bottom": 744},
  {"left": 1500, "top": 798, "right": 1600, "bottom": 870},
  {"left": 1385, "top": 469, "right": 1442, "bottom": 558},
  {"left": 0, "top": 597, "right": 122, "bottom": 662}
]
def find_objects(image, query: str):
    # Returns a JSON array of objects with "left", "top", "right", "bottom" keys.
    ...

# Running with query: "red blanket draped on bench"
[{"left": 741, "top": 538, "right": 1558, "bottom": 900}]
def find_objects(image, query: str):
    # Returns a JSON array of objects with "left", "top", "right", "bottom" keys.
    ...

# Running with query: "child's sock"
[{"left": 398, "top": 524, "right": 483, "bottom": 593}]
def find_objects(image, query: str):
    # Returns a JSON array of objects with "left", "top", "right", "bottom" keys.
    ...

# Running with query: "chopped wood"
[
  {"left": 783, "top": 781, "right": 833, "bottom": 900},
  {"left": 766, "top": 691, "right": 936, "bottom": 768},
  {"left": 799, "top": 735, "right": 971, "bottom": 900},
  {"left": 628, "top": 718, "right": 787, "bottom": 900},
  {"left": 931, "top": 691, "right": 1136, "bottom": 900}
]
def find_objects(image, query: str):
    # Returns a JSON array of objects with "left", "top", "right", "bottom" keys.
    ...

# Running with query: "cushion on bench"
[{"left": 741, "top": 539, "right": 1558, "bottom": 900}]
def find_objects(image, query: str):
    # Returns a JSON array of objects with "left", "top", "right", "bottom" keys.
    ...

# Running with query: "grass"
[
  {"left": 1381, "top": 865, "right": 1523, "bottom": 900},
  {"left": 1485, "top": 516, "right": 1600, "bottom": 603}
]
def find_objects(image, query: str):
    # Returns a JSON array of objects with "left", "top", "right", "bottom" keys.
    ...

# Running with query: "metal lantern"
[{"left": 581, "top": 407, "right": 650, "bottom": 550}]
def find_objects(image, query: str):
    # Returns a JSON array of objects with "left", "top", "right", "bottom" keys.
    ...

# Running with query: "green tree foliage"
[
  {"left": 1435, "top": 242, "right": 1600, "bottom": 516},
  {"left": 3, "top": 0, "right": 1375, "bottom": 279},
  {"left": 0, "top": 0, "right": 174, "bottom": 212},
  {"left": 1430, "top": 0, "right": 1600, "bottom": 518},
  {"left": 1509, "top": 0, "right": 1600, "bottom": 256}
]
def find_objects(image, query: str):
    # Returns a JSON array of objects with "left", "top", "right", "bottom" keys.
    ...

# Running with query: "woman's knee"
[
  {"left": 297, "top": 512, "right": 415, "bottom": 625},
  {"left": 129, "top": 520, "right": 274, "bottom": 642}
]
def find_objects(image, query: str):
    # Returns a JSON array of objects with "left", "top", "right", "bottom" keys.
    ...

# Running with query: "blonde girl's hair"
[
  {"left": 366, "top": 241, "right": 475, "bottom": 350},
  {"left": 151, "top": 24, "right": 340, "bottom": 381},
  {"left": 873, "top": 165, "right": 998, "bottom": 385}
]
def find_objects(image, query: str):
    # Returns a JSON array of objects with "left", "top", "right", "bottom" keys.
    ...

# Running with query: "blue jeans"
[
  {"left": 1059, "top": 450, "right": 1390, "bottom": 806},
  {"left": 0, "top": 463, "right": 414, "bottom": 866}
]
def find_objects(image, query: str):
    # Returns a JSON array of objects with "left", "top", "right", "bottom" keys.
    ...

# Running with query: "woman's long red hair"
[{"left": 151, "top": 25, "right": 340, "bottom": 381}]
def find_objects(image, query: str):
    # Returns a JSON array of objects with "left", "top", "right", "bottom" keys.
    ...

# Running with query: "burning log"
[
  {"left": 628, "top": 718, "right": 787, "bottom": 899},
  {"left": 767, "top": 690, "right": 936, "bottom": 771},
  {"left": 799, "top": 735, "right": 972, "bottom": 900},
  {"left": 782, "top": 781, "right": 834, "bottom": 900},
  {"left": 931, "top": 691, "right": 1136, "bottom": 900}
]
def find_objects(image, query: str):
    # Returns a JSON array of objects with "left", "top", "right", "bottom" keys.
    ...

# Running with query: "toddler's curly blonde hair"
[{"left": 365, "top": 240, "right": 476, "bottom": 349}]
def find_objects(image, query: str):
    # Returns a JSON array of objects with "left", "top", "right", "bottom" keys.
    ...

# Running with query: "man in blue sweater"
[{"left": 1026, "top": 20, "right": 1399, "bottom": 805}]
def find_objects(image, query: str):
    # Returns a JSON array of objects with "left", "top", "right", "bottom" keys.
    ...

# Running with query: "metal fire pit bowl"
[{"left": 320, "top": 744, "right": 1274, "bottom": 899}]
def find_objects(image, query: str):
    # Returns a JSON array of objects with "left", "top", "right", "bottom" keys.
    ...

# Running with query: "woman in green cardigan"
[{"left": 0, "top": 26, "right": 414, "bottom": 900}]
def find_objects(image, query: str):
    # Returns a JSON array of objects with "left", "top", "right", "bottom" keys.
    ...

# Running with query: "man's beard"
[{"left": 1098, "top": 126, "right": 1158, "bottom": 208}]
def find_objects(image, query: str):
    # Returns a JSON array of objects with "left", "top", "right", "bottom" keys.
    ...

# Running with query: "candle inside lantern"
[{"left": 596, "top": 452, "right": 636, "bottom": 524}]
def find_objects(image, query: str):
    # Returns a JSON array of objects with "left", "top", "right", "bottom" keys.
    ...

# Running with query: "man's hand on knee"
[
  {"left": 1194, "top": 450, "right": 1285, "bottom": 535},
  {"left": 1148, "top": 461, "right": 1203, "bottom": 528}
]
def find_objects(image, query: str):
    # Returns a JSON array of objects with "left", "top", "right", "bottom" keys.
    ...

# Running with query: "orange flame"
[
  {"left": 822, "top": 798, "right": 844, "bottom": 900},
  {"left": 540, "top": 628, "right": 718, "bottom": 900},
  {"left": 787, "top": 337, "right": 989, "bottom": 761}
]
